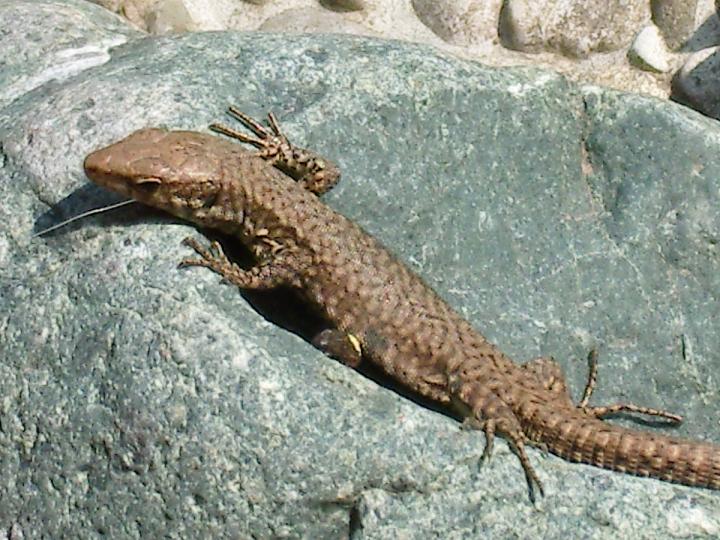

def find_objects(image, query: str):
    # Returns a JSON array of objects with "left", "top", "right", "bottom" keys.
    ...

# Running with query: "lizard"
[{"left": 83, "top": 107, "right": 720, "bottom": 500}]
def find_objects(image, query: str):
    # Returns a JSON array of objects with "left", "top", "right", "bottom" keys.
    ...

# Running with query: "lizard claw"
[
  {"left": 459, "top": 417, "right": 496, "bottom": 466},
  {"left": 179, "top": 237, "right": 232, "bottom": 272},
  {"left": 578, "top": 349, "right": 683, "bottom": 423},
  {"left": 209, "top": 107, "right": 290, "bottom": 161},
  {"left": 181, "top": 236, "right": 212, "bottom": 259},
  {"left": 210, "top": 106, "right": 341, "bottom": 196}
]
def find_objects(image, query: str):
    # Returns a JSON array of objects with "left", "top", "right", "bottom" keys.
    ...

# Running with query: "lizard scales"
[{"left": 83, "top": 109, "right": 720, "bottom": 499}]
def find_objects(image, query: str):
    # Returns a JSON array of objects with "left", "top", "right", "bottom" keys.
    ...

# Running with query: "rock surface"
[
  {"left": 2, "top": 1, "right": 720, "bottom": 538},
  {"left": 652, "top": 0, "right": 700, "bottom": 50},
  {"left": 500, "top": 0, "right": 649, "bottom": 57},
  {"left": 674, "top": 46, "right": 720, "bottom": 117},
  {"left": 412, "top": 0, "right": 503, "bottom": 46},
  {"left": 84, "top": 0, "right": 720, "bottom": 116},
  {"left": 629, "top": 24, "right": 673, "bottom": 72}
]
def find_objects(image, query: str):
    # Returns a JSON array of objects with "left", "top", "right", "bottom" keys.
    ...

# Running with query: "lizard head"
[{"left": 83, "top": 128, "right": 225, "bottom": 221}]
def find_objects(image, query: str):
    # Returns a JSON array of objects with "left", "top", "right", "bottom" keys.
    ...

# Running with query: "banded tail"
[
  {"left": 518, "top": 351, "right": 720, "bottom": 490},
  {"left": 524, "top": 406, "right": 720, "bottom": 489}
]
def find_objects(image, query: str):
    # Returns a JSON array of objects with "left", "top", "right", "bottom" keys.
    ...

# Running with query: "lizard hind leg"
[
  {"left": 457, "top": 382, "right": 545, "bottom": 501},
  {"left": 209, "top": 107, "right": 341, "bottom": 195},
  {"left": 490, "top": 416, "right": 545, "bottom": 502},
  {"left": 578, "top": 349, "right": 683, "bottom": 423}
]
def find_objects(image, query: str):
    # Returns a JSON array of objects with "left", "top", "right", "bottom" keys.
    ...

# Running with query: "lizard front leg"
[
  {"left": 181, "top": 237, "right": 363, "bottom": 367},
  {"left": 179, "top": 237, "right": 305, "bottom": 290},
  {"left": 210, "top": 107, "right": 341, "bottom": 195}
]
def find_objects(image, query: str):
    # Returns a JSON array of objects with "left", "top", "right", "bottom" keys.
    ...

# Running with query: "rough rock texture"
[
  {"left": 629, "top": 24, "right": 673, "bottom": 73},
  {"left": 499, "top": 0, "right": 649, "bottom": 57},
  {"left": 0, "top": 0, "right": 138, "bottom": 108},
  {"left": 412, "top": 0, "right": 503, "bottom": 46},
  {"left": 652, "top": 0, "right": 700, "bottom": 50},
  {"left": 674, "top": 46, "right": 720, "bottom": 117},
  {"left": 258, "top": 6, "right": 378, "bottom": 36},
  {"left": 84, "top": 0, "right": 720, "bottom": 113},
  {"left": 2, "top": 2, "right": 720, "bottom": 538}
]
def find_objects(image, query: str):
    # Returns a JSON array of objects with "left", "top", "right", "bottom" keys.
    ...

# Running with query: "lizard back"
[{"left": 84, "top": 128, "right": 516, "bottom": 402}]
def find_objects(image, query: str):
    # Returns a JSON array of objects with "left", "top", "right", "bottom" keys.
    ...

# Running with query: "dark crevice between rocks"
[
  {"left": 348, "top": 502, "right": 362, "bottom": 539},
  {"left": 578, "top": 93, "right": 596, "bottom": 183},
  {"left": 0, "top": 139, "right": 7, "bottom": 169}
]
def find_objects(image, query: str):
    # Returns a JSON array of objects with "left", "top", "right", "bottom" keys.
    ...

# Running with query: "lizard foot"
[
  {"left": 578, "top": 349, "right": 683, "bottom": 423},
  {"left": 179, "top": 237, "right": 300, "bottom": 290},
  {"left": 510, "top": 434, "right": 545, "bottom": 503},
  {"left": 460, "top": 417, "right": 495, "bottom": 464},
  {"left": 179, "top": 237, "right": 233, "bottom": 274},
  {"left": 210, "top": 106, "right": 341, "bottom": 195},
  {"left": 475, "top": 415, "right": 544, "bottom": 502},
  {"left": 210, "top": 106, "right": 290, "bottom": 161},
  {"left": 455, "top": 380, "right": 544, "bottom": 501}
]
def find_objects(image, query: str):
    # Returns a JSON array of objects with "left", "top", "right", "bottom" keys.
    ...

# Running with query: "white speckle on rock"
[
  {"left": 477, "top": 211, "right": 491, "bottom": 233},
  {"left": 0, "top": 235, "right": 8, "bottom": 267},
  {"left": 506, "top": 72, "right": 557, "bottom": 96},
  {"left": 231, "top": 348, "right": 253, "bottom": 370},
  {"left": 666, "top": 503, "right": 720, "bottom": 536},
  {"left": 531, "top": 319, "right": 547, "bottom": 329},
  {"left": 259, "top": 378, "right": 285, "bottom": 402}
]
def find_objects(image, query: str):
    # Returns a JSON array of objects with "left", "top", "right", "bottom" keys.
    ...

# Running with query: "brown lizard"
[{"left": 83, "top": 107, "right": 720, "bottom": 500}]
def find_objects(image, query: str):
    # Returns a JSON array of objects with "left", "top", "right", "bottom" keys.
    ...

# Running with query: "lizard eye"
[
  {"left": 201, "top": 191, "right": 219, "bottom": 209},
  {"left": 135, "top": 177, "right": 162, "bottom": 191}
]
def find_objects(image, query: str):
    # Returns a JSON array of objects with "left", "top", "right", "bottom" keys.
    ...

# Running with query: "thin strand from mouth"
[{"left": 32, "top": 198, "right": 137, "bottom": 237}]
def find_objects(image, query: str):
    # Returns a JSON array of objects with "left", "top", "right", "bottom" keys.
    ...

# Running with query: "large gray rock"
[{"left": 1, "top": 1, "right": 719, "bottom": 538}]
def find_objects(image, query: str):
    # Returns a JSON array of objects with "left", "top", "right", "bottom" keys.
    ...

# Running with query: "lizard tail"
[{"left": 525, "top": 407, "right": 720, "bottom": 489}]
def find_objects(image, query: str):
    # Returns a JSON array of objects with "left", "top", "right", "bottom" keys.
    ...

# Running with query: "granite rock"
[
  {"left": 629, "top": 24, "right": 673, "bottom": 72},
  {"left": 499, "top": 0, "right": 649, "bottom": 57},
  {"left": 1, "top": 1, "right": 720, "bottom": 538},
  {"left": 411, "top": 0, "right": 503, "bottom": 46},
  {"left": 652, "top": 0, "right": 699, "bottom": 50},
  {"left": 674, "top": 46, "right": 720, "bottom": 118}
]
